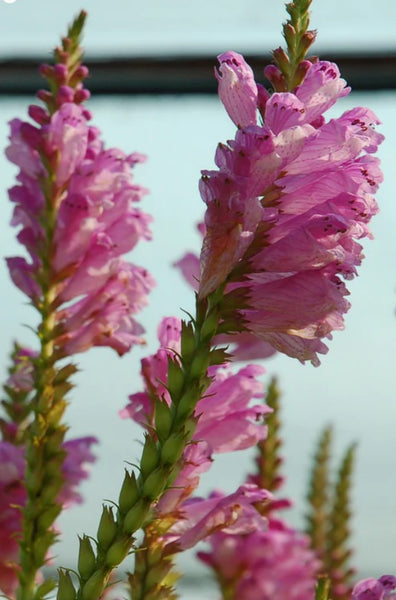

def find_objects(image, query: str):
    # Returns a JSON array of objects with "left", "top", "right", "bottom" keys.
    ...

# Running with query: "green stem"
[{"left": 60, "top": 293, "right": 225, "bottom": 600}]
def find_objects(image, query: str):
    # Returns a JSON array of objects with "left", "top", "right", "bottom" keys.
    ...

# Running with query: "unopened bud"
[
  {"left": 167, "top": 356, "right": 184, "bottom": 400},
  {"left": 142, "top": 466, "right": 168, "bottom": 500},
  {"left": 56, "top": 570, "right": 76, "bottom": 600},
  {"left": 155, "top": 399, "right": 173, "bottom": 442},
  {"left": 140, "top": 435, "right": 160, "bottom": 478},
  {"left": 97, "top": 506, "right": 117, "bottom": 550},
  {"left": 180, "top": 321, "right": 196, "bottom": 363},
  {"left": 81, "top": 569, "right": 108, "bottom": 600},
  {"left": 118, "top": 470, "right": 139, "bottom": 514},
  {"left": 105, "top": 537, "right": 131, "bottom": 568},
  {"left": 78, "top": 536, "right": 96, "bottom": 580},
  {"left": 123, "top": 498, "right": 148, "bottom": 534},
  {"left": 161, "top": 432, "right": 186, "bottom": 465}
]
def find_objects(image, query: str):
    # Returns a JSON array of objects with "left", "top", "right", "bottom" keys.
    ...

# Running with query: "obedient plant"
[{"left": 1, "top": 1, "right": 391, "bottom": 599}]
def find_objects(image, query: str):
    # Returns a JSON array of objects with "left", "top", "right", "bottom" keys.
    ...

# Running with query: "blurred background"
[{"left": 1, "top": 0, "right": 396, "bottom": 596}]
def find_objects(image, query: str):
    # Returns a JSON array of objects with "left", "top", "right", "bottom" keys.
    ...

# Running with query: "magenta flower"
[
  {"left": 352, "top": 576, "right": 396, "bottom": 600},
  {"left": 199, "top": 517, "right": 319, "bottom": 600},
  {"left": 0, "top": 442, "right": 26, "bottom": 597},
  {"left": 198, "top": 53, "right": 384, "bottom": 365},
  {"left": 163, "top": 484, "right": 271, "bottom": 554},
  {"left": 6, "top": 75, "right": 154, "bottom": 358},
  {"left": 0, "top": 436, "right": 97, "bottom": 597}
]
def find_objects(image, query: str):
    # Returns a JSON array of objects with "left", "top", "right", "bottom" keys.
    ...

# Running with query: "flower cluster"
[
  {"left": 6, "top": 61, "right": 154, "bottom": 357},
  {"left": 199, "top": 518, "right": 319, "bottom": 600},
  {"left": 0, "top": 437, "right": 96, "bottom": 596},
  {"left": 197, "top": 52, "right": 384, "bottom": 364}
]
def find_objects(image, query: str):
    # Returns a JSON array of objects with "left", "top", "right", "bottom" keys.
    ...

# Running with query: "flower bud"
[
  {"left": 78, "top": 536, "right": 96, "bottom": 580},
  {"left": 180, "top": 321, "right": 196, "bottom": 363},
  {"left": 118, "top": 470, "right": 139, "bottom": 514},
  {"left": 175, "top": 388, "right": 199, "bottom": 422},
  {"left": 167, "top": 356, "right": 184, "bottom": 400},
  {"left": 160, "top": 432, "right": 186, "bottom": 465},
  {"left": 142, "top": 466, "right": 168, "bottom": 500},
  {"left": 97, "top": 506, "right": 117, "bottom": 550},
  {"left": 190, "top": 348, "right": 210, "bottom": 381},
  {"left": 105, "top": 536, "right": 131, "bottom": 568},
  {"left": 56, "top": 570, "right": 76, "bottom": 600},
  {"left": 140, "top": 434, "right": 160, "bottom": 478},
  {"left": 155, "top": 399, "right": 173, "bottom": 443},
  {"left": 123, "top": 498, "right": 148, "bottom": 534},
  {"left": 81, "top": 569, "right": 108, "bottom": 600}
]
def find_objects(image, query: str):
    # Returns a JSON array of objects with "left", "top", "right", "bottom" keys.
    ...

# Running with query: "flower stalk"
[{"left": 60, "top": 292, "right": 226, "bottom": 600}]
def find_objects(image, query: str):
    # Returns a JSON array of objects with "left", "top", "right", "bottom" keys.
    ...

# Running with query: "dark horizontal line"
[{"left": 1, "top": 51, "right": 395, "bottom": 95}]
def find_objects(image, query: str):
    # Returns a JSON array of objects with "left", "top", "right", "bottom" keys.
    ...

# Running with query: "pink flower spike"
[{"left": 216, "top": 51, "right": 258, "bottom": 128}]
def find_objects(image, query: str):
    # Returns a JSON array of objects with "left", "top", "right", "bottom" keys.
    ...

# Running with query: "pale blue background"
[{"left": 1, "top": 0, "right": 396, "bottom": 595}]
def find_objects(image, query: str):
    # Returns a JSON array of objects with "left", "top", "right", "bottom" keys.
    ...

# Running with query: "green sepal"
[
  {"left": 189, "top": 347, "right": 210, "bottom": 380},
  {"left": 81, "top": 569, "right": 108, "bottom": 600},
  {"left": 105, "top": 536, "right": 132, "bottom": 568},
  {"left": 97, "top": 506, "right": 117, "bottom": 550},
  {"left": 142, "top": 466, "right": 168, "bottom": 500},
  {"left": 167, "top": 356, "right": 184, "bottom": 402},
  {"left": 155, "top": 400, "right": 173, "bottom": 443},
  {"left": 33, "top": 531, "right": 57, "bottom": 566},
  {"left": 315, "top": 576, "right": 331, "bottom": 600},
  {"left": 78, "top": 535, "right": 96, "bottom": 580},
  {"left": 52, "top": 363, "right": 78, "bottom": 384},
  {"left": 140, "top": 434, "right": 160, "bottom": 479},
  {"left": 199, "top": 306, "right": 220, "bottom": 342},
  {"left": 35, "top": 577, "right": 57, "bottom": 600},
  {"left": 208, "top": 347, "right": 231, "bottom": 367},
  {"left": 118, "top": 470, "right": 140, "bottom": 515},
  {"left": 56, "top": 570, "right": 77, "bottom": 600},
  {"left": 161, "top": 431, "right": 187, "bottom": 465},
  {"left": 180, "top": 321, "right": 196, "bottom": 364},
  {"left": 123, "top": 498, "right": 148, "bottom": 534},
  {"left": 37, "top": 503, "right": 62, "bottom": 532},
  {"left": 175, "top": 388, "right": 199, "bottom": 422}
]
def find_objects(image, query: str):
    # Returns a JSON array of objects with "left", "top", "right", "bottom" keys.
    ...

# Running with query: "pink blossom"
[
  {"left": 163, "top": 484, "right": 271, "bottom": 553},
  {"left": 352, "top": 576, "right": 396, "bottom": 600},
  {"left": 0, "top": 437, "right": 97, "bottom": 596},
  {"left": 198, "top": 518, "right": 319, "bottom": 600},
  {"left": 0, "top": 442, "right": 25, "bottom": 597},
  {"left": 198, "top": 54, "right": 383, "bottom": 365},
  {"left": 7, "top": 80, "right": 154, "bottom": 358},
  {"left": 59, "top": 436, "right": 98, "bottom": 507}
]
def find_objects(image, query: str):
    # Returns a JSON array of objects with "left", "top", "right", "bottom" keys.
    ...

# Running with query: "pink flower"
[
  {"left": 0, "top": 437, "right": 97, "bottom": 596},
  {"left": 198, "top": 53, "right": 383, "bottom": 365},
  {"left": 352, "top": 576, "right": 396, "bottom": 600},
  {"left": 163, "top": 484, "right": 271, "bottom": 554},
  {"left": 59, "top": 436, "right": 98, "bottom": 507},
  {"left": 199, "top": 518, "right": 319, "bottom": 600},
  {"left": 0, "top": 442, "right": 25, "bottom": 597},
  {"left": 7, "top": 70, "right": 154, "bottom": 358}
]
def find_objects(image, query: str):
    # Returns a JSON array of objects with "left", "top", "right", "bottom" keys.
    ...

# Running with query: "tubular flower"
[
  {"left": 199, "top": 53, "right": 384, "bottom": 365},
  {"left": 352, "top": 576, "right": 396, "bottom": 599},
  {"left": 198, "top": 517, "right": 320, "bottom": 600},
  {"left": 6, "top": 66, "right": 154, "bottom": 358}
]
